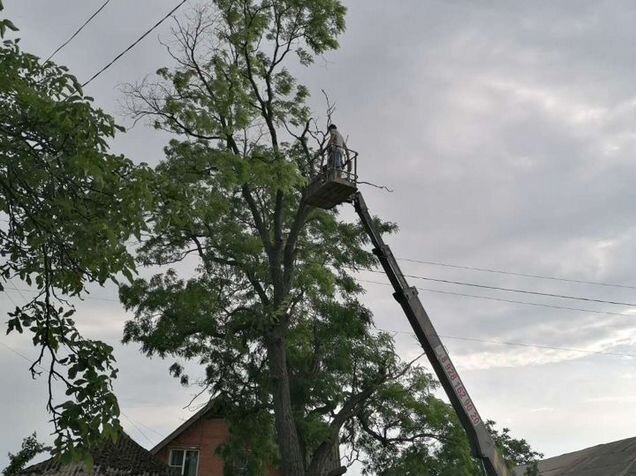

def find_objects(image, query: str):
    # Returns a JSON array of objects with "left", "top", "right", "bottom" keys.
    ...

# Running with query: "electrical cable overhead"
[
  {"left": 2, "top": 285, "right": 21, "bottom": 309},
  {"left": 2, "top": 306, "right": 631, "bottom": 373},
  {"left": 398, "top": 257, "right": 636, "bottom": 290},
  {"left": 0, "top": 340, "right": 36, "bottom": 363},
  {"left": 373, "top": 328, "right": 635, "bottom": 359},
  {"left": 438, "top": 334, "right": 636, "bottom": 359},
  {"left": 357, "top": 278, "right": 634, "bottom": 317},
  {"left": 4, "top": 272, "right": 634, "bottom": 316},
  {"left": 121, "top": 412, "right": 155, "bottom": 446},
  {"left": 125, "top": 416, "right": 165, "bottom": 439},
  {"left": 81, "top": 0, "right": 188, "bottom": 88},
  {"left": 0, "top": 332, "right": 165, "bottom": 444},
  {"left": 361, "top": 269, "right": 636, "bottom": 307},
  {"left": 45, "top": 0, "right": 112, "bottom": 63},
  {"left": 3, "top": 286, "right": 120, "bottom": 303},
  {"left": 6, "top": 280, "right": 32, "bottom": 304}
]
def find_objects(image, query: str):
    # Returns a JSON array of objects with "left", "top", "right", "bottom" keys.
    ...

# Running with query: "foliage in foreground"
[{"left": 0, "top": 1, "right": 150, "bottom": 463}]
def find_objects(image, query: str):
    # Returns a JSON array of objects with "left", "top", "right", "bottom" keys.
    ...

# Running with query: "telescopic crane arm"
[{"left": 353, "top": 191, "right": 510, "bottom": 476}]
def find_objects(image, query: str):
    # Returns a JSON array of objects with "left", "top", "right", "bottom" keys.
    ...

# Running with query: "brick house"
[
  {"left": 151, "top": 400, "right": 279, "bottom": 476},
  {"left": 152, "top": 399, "right": 345, "bottom": 476}
]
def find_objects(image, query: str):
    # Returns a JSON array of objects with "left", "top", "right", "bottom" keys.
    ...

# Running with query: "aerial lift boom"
[
  {"left": 304, "top": 153, "right": 510, "bottom": 476},
  {"left": 353, "top": 191, "right": 510, "bottom": 476}
]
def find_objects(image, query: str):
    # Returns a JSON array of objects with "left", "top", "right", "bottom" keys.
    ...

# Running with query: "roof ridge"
[
  {"left": 150, "top": 398, "right": 221, "bottom": 455},
  {"left": 20, "top": 432, "right": 174, "bottom": 476},
  {"left": 540, "top": 436, "right": 636, "bottom": 462},
  {"left": 522, "top": 436, "right": 636, "bottom": 476}
]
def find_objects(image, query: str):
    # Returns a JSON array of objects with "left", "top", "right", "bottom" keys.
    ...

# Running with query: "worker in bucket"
[{"left": 326, "top": 124, "right": 351, "bottom": 176}]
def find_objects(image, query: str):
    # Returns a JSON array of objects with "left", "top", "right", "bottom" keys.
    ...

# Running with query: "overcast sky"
[{"left": 2, "top": 0, "right": 635, "bottom": 472}]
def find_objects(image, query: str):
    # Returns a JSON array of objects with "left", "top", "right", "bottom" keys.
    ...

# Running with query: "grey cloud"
[{"left": 1, "top": 0, "right": 634, "bottom": 471}]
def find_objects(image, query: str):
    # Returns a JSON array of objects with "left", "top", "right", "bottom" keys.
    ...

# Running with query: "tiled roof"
[
  {"left": 515, "top": 436, "right": 636, "bottom": 476},
  {"left": 21, "top": 433, "right": 175, "bottom": 476}
]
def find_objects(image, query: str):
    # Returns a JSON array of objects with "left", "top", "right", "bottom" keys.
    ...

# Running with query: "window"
[
  {"left": 231, "top": 459, "right": 248, "bottom": 476},
  {"left": 169, "top": 449, "right": 199, "bottom": 476}
]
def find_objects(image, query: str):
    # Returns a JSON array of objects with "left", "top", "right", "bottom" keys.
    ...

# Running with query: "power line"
[
  {"left": 2, "top": 285, "right": 22, "bottom": 309},
  {"left": 6, "top": 216, "right": 633, "bottom": 294},
  {"left": 3, "top": 322, "right": 632, "bottom": 371},
  {"left": 3, "top": 302, "right": 632, "bottom": 366},
  {"left": 5, "top": 213, "right": 634, "bottom": 292},
  {"left": 0, "top": 337, "right": 165, "bottom": 445},
  {"left": 45, "top": 0, "right": 112, "bottom": 62},
  {"left": 357, "top": 278, "right": 634, "bottom": 318},
  {"left": 6, "top": 280, "right": 32, "bottom": 304},
  {"left": 124, "top": 416, "right": 165, "bottom": 439},
  {"left": 6, "top": 210, "right": 633, "bottom": 293},
  {"left": 121, "top": 412, "right": 155, "bottom": 446},
  {"left": 3, "top": 286, "right": 120, "bottom": 303},
  {"left": 438, "top": 335, "right": 635, "bottom": 359},
  {"left": 361, "top": 269, "right": 636, "bottom": 307},
  {"left": 374, "top": 328, "right": 635, "bottom": 359},
  {"left": 3, "top": 270, "right": 633, "bottom": 317},
  {"left": 398, "top": 257, "right": 636, "bottom": 290},
  {"left": 0, "top": 340, "right": 36, "bottom": 363},
  {"left": 81, "top": 0, "right": 188, "bottom": 88}
]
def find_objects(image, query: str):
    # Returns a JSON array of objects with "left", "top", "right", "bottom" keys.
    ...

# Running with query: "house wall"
[
  {"left": 156, "top": 417, "right": 229, "bottom": 476},
  {"left": 155, "top": 416, "right": 280, "bottom": 476}
]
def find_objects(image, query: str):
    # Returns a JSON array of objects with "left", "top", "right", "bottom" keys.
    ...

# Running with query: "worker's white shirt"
[{"left": 329, "top": 130, "right": 346, "bottom": 149}]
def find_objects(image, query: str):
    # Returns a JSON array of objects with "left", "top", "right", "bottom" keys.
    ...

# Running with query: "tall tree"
[
  {"left": 0, "top": 1, "right": 151, "bottom": 462},
  {"left": 122, "top": 1, "right": 540, "bottom": 475}
]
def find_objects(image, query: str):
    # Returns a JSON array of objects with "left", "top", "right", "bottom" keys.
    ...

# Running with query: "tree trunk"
[
  {"left": 307, "top": 438, "right": 347, "bottom": 476},
  {"left": 267, "top": 338, "right": 306, "bottom": 476},
  {"left": 308, "top": 439, "right": 345, "bottom": 476}
]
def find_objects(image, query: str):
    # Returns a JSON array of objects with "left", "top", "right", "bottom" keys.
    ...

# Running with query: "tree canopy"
[{"left": 0, "top": 0, "right": 151, "bottom": 463}]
